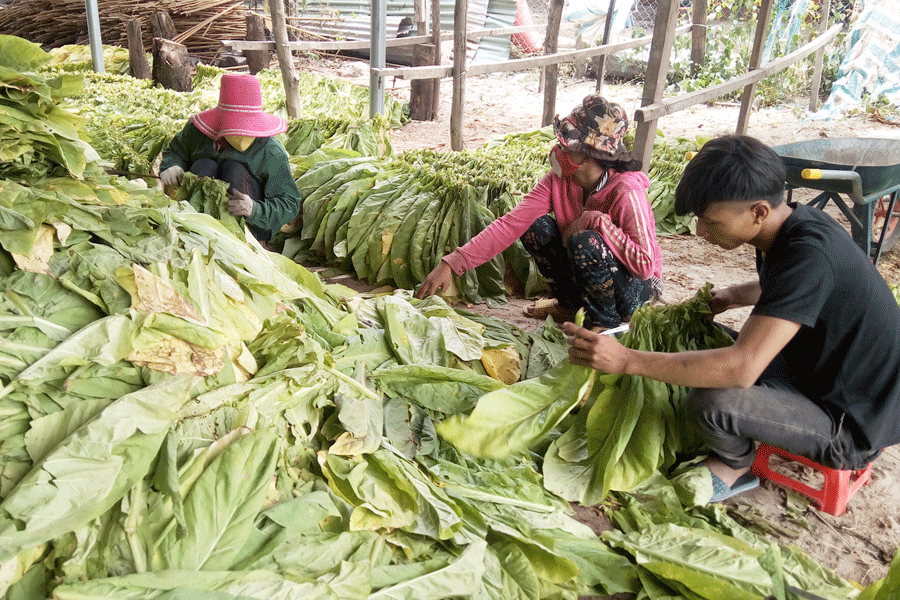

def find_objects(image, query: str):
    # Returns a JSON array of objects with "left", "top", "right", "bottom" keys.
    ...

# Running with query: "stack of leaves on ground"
[{"left": 279, "top": 130, "right": 555, "bottom": 305}]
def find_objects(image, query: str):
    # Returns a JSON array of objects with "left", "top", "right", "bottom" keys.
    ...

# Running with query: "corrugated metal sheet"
[
  {"left": 472, "top": 0, "right": 516, "bottom": 64},
  {"left": 292, "top": 0, "right": 502, "bottom": 65}
]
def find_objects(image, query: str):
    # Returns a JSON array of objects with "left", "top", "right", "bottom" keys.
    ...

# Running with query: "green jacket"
[{"left": 161, "top": 122, "right": 301, "bottom": 238}]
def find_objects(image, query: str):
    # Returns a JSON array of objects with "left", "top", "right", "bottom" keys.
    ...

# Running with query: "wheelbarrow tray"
[{"left": 772, "top": 138, "right": 900, "bottom": 198}]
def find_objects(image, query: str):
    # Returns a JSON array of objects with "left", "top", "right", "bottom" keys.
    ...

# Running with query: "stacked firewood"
[{"left": 0, "top": 0, "right": 248, "bottom": 62}]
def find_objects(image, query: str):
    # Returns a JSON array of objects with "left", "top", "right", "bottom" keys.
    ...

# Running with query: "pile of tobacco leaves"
[{"left": 1, "top": 34, "right": 897, "bottom": 600}]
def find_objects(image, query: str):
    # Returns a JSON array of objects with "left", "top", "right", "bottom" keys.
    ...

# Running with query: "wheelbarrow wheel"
[{"left": 873, "top": 196, "right": 900, "bottom": 256}]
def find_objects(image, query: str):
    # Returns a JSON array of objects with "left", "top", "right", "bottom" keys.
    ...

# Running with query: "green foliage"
[{"left": 662, "top": 2, "right": 848, "bottom": 106}]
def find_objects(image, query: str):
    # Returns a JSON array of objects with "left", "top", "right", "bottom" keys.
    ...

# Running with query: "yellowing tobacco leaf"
[
  {"left": 11, "top": 223, "right": 54, "bottom": 275},
  {"left": 480, "top": 345, "right": 521, "bottom": 385}
]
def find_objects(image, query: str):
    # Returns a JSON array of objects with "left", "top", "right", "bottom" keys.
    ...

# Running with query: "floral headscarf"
[{"left": 553, "top": 95, "right": 633, "bottom": 162}]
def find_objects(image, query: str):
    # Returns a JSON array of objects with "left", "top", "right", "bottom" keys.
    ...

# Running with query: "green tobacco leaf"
[
  {"left": 156, "top": 428, "right": 279, "bottom": 571},
  {"left": 435, "top": 356, "right": 595, "bottom": 460},
  {"left": 606, "top": 522, "right": 773, "bottom": 600},
  {"left": 52, "top": 569, "right": 335, "bottom": 599},
  {"left": 371, "top": 364, "right": 504, "bottom": 414},
  {"left": 858, "top": 547, "right": 900, "bottom": 600},
  {"left": 368, "top": 538, "right": 487, "bottom": 600},
  {"left": 329, "top": 392, "right": 383, "bottom": 455},
  {"left": 543, "top": 287, "right": 734, "bottom": 503},
  {"left": 0, "top": 375, "right": 194, "bottom": 562}
]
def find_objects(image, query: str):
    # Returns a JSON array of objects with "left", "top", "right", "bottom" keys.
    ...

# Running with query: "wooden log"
[
  {"left": 127, "top": 19, "right": 151, "bottom": 80},
  {"left": 541, "top": 0, "right": 565, "bottom": 127},
  {"left": 410, "top": 0, "right": 436, "bottom": 120},
  {"left": 152, "top": 37, "right": 192, "bottom": 92},
  {"left": 268, "top": 0, "right": 302, "bottom": 118},
  {"left": 410, "top": 44, "right": 437, "bottom": 120},
  {"left": 245, "top": 12, "right": 269, "bottom": 74},
  {"left": 150, "top": 11, "right": 177, "bottom": 40}
]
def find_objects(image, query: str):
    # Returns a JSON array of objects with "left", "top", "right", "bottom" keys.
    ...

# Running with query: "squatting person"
[
  {"left": 416, "top": 94, "right": 663, "bottom": 331},
  {"left": 564, "top": 134, "right": 900, "bottom": 503},
  {"left": 159, "top": 72, "right": 301, "bottom": 243}
]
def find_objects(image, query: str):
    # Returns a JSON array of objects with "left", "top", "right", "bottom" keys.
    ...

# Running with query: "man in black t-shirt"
[{"left": 563, "top": 135, "right": 900, "bottom": 503}]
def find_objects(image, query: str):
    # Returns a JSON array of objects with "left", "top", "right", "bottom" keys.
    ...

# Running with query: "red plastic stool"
[{"left": 750, "top": 444, "right": 872, "bottom": 516}]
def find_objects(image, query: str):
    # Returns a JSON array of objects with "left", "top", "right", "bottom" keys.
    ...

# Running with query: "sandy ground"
[{"left": 299, "top": 53, "right": 900, "bottom": 590}]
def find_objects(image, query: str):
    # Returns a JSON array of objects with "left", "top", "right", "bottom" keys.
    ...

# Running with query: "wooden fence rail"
[{"left": 227, "top": 0, "right": 844, "bottom": 162}]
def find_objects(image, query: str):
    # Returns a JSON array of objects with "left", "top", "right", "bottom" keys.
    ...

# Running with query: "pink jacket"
[{"left": 442, "top": 170, "right": 663, "bottom": 281}]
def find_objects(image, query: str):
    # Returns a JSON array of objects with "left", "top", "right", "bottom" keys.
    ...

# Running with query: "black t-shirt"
[{"left": 753, "top": 203, "right": 900, "bottom": 452}]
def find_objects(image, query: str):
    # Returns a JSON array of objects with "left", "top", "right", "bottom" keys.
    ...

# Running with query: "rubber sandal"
[
  {"left": 523, "top": 298, "right": 559, "bottom": 319},
  {"left": 709, "top": 471, "right": 760, "bottom": 503}
]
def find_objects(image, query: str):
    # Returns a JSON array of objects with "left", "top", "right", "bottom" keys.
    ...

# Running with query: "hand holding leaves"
[
  {"left": 160, "top": 165, "right": 184, "bottom": 187},
  {"left": 227, "top": 189, "right": 254, "bottom": 217}
]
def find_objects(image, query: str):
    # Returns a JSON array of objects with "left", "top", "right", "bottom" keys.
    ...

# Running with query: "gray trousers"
[{"left": 684, "top": 355, "right": 881, "bottom": 471}]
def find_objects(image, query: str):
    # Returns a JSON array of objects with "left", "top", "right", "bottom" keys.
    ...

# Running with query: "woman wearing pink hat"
[
  {"left": 160, "top": 73, "right": 301, "bottom": 242},
  {"left": 416, "top": 95, "right": 663, "bottom": 331}
]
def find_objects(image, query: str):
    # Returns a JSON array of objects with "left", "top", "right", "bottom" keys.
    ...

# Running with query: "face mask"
[
  {"left": 549, "top": 145, "right": 582, "bottom": 178},
  {"left": 225, "top": 135, "right": 256, "bottom": 152}
]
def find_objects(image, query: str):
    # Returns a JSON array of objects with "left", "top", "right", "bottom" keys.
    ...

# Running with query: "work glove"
[
  {"left": 160, "top": 165, "right": 184, "bottom": 187},
  {"left": 227, "top": 189, "right": 255, "bottom": 218}
]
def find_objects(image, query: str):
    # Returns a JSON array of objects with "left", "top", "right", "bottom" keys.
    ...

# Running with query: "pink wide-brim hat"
[{"left": 191, "top": 73, "right": 287, "bottom": 139}]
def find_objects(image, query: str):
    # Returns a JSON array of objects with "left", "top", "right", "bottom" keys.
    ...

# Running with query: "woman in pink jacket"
[{"left": 416, "top": 95, "right": 663, "bottom": 330}]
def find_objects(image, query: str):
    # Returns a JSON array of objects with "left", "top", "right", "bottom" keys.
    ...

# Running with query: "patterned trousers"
[{"left": 521, "top": 215, "right": 652, "bottom": 327}]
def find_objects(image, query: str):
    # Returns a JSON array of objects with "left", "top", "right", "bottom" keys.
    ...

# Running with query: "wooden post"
[
  {"left": 450, "top": 0, "right": 468, "bottom": 150},
  {"left": 594, "top": 0, "right": 617, "bottom": 93},
  {"left": 150, "top": 11, "right": 177, "bottom": 40},
  {"left": 541, "top": 0, "right": 565, "bottom": 127},
  {"left": 152, "top": 38, "right": 192, "bottom": 92},
  {"left": 574, "top": 33, "right": 586, "bottom": 79},
  {"left": 410, "top": 44, "right": 437, "bottom": 120},
  {"left": 736, "top": 0, "right": 774, "bottom": 134},
  {"left": 690, "top": 0, "right": 707, "bottom": 77},
  {"left": 431, "top": 0, "right": 442, "bottom": 119},
  {"left": 127, "top": 20, "right": 151, "bottom": 80},
  {"left": 268, "top": 0, "right": 302, "bottom": 118},
  {"left": 414, "top": 0, "right": 427, "bottom": 37},
  {"left": 410, "top": 0, "right": 436, "bottom": 119},
  {"left": 808, "top": 0, "right": 832, "bottom": 112},
  {"left": 369, "top": 0, "right": 387, "bottom": 117},
  {"left": 632, "top": 0, "right": 680, "bottom": 171},
  {"left": 245, "top": 13, "right": 269, "bottom": 74}
]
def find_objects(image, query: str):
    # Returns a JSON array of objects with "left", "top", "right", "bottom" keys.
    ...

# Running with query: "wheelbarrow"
[{"left": 772, "top": 137, "right": 900, "bottom": 265}]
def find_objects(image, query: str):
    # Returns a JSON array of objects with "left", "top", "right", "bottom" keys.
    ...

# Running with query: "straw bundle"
[{"left": 0, "top": 0, "right": 248, "bottom": 62}]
